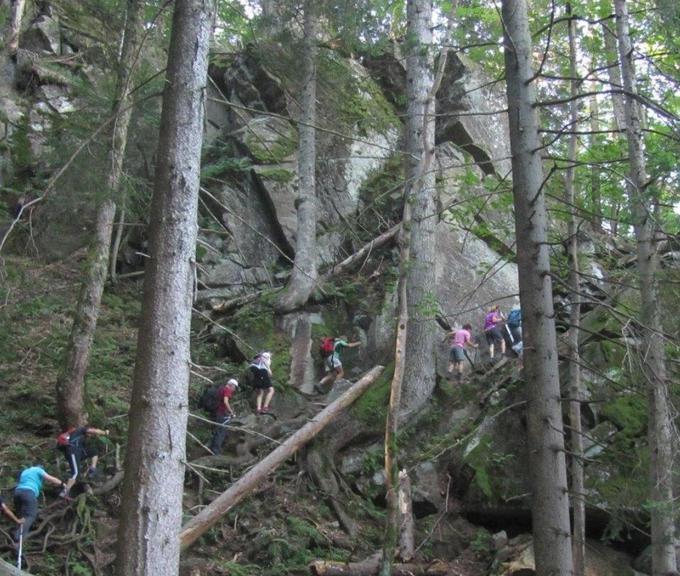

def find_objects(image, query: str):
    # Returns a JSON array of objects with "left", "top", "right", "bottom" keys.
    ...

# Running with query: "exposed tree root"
[{"left": 305, "top": 448, "right": 359, "bottom": 538}]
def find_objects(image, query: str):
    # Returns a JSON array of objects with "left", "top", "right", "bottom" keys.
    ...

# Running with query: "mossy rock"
[{"left": 244, "top": 117, "right": 298, "bottom": 164}]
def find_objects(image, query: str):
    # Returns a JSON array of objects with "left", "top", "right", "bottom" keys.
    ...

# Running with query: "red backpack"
[
  {"left": 56, "top": 427, "right": 75, "bottom": 451},
  {"left": 319, "top": 337, "right": 335, "bottom": 358}
]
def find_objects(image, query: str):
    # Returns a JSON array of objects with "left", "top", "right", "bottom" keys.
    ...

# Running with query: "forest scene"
[{"left": 0, "top": 0, "right": 678, "bottom": 575}]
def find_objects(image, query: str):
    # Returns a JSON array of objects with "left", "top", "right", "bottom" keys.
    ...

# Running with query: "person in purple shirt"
[
  {"left": 483, "top": 305, "right": 506, "bottom": 360},
  {"left": 446, "top": 324, "right": 478, "bottom": 381}
]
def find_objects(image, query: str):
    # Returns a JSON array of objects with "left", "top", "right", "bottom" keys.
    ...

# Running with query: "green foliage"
[
  {"left": 356, "top": 154, "right": 404, "bottom": 238},
  {"left": 463, "top": 435, "right": 514, "bottom": 501},
  {"left": 601, "top": 395, "right": 647, "bottom": 438},
  {"left": 245, "top": 124, "right": 298, "bottom": 164},
  {"left": 201, "top": 156, "right": 253, "bottom": 179},
  {"left": 256, "top": 167, "right": 295, "bottom": 183},
  {"left": 352, "top": 362, "right": 393, "bottom": 424},
  {"left": 215, "top": 562, "right": 261, "bottom": 576},
  {"left": 317, "top": 49, "right": 400, "bottom": 136},
  {"left": 469, "top": 528, "right": 494, "bottom": 562}
]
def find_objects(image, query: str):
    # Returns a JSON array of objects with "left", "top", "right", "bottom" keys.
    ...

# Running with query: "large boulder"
[{"left": 494, "top": 535, "right": 637, "bottom": 576}]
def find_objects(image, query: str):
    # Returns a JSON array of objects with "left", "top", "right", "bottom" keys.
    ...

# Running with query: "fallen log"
[
  {"left": 397, "top": 470, "right": 415, "bottom": 562},
  {"left": 320, "top": 224, "right": 400, "bottom": 282},
  {"left": 179, "top": 365, "right": 384, "bottom": 550},
  {"left": 309, "top": 557, "right": 451, "bottom": 576},
  {"left": 0, "top": 557, "right": 33, "bottom": 575}
]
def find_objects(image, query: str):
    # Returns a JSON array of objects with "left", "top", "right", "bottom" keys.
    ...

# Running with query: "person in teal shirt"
[
  {"left": 316, "top": 336, "right": 362, "bottom": 392},
  {"left": 14, "top": 466, "right": 64, "bottom": 542}
]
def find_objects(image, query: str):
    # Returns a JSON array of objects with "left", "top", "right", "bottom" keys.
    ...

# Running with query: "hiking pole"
[{"left": 16, "top": 529, "right": 23, "bottom": 570}]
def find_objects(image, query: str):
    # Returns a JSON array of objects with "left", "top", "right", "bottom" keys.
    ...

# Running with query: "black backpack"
[{"left": 198, "top": 384, "right": 224, "bottom": 414}]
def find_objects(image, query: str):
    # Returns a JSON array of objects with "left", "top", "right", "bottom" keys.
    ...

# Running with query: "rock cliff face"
[
  {"left": 192, "top": 43, "right": 520, "bottom": 393},
  {"left": 198, "top": 43, "right": 518, "bottom": 322},
  {"left": 2, "top": 10, "right": 519, "bottom": 386}
]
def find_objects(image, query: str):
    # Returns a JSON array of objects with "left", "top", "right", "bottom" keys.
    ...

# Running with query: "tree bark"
[
  {"left": 5, "top": 0, "right": 26, "bottom": 56},
  {"left": 0, "top": 556, "right": 32, "bottom": 575},
  {"left": 614, "top": 2, "right": 677, "bottom": 574},
  {"left": 501, "top": 1, "right": 575, "bottom": 575},
  {"left": 602, "top": 22, "right": 627, "bottom": 132},
  {"left": 397, "top": 470, "right": 415, "bottom": 562},
  {"left": 565, "top": 5, "right": 585, "bottom": 575},
  {"left": 115, "top": 1, "right": 215, "bottom": 575},
  {"left": 180, "top": 366, "right": 384, "bottom": 550},
  {"left": 400, "top": 0, "right": 437, "bottom": 419},
  {"left": 275, "top": 0, "right": 318, "bottom": 312},
  {"left": 55, "top": 0, "right": 143, "bottom": 428},
  {"left": 380, "top": 177, "right": 410, "bottom": 576},
  {"left": 589, "top": 94, "right": 603, "bottom": 232}
]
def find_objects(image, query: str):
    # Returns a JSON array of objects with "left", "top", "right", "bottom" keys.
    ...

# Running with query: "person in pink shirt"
[
  {"left": 483, "top": 305, "right": 506, "bottom": 360},
  {"left": 447, "top": 324, "right": 478, "bottom": 380}
]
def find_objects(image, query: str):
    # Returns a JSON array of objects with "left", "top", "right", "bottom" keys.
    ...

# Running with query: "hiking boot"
[
  {"left": 87, "top": 467, "right": 99, "bottom": 480},
  {"left": 313, "top": 383, "right": 325, "bottom": 395}
]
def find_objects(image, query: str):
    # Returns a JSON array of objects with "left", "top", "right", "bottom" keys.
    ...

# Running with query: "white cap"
[
  {"left": 227, "top": 378, "right": 239, "bottom": 388},
  {"left": 261, "top": 352, "right": 272, "bottom": 360}
]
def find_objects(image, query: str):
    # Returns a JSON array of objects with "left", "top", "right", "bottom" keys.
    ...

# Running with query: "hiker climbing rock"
[
  {"left": 316, "top": 336, "right": 361, "bottom": 393},
  {"left": 56, "top": 425, "right": 109, "bottom": 497},
  {"left": 13, "top": 465, "right": 65, "bottom": 543},
  {"left": 249, "top": 352, "right": 274, "bottom": 414},
  {"left": 506, "top": 306, "right": 522, "bottom": 344},
  {"left": 208, "top": 378, "right": 238, "bottom": 455},
  {"left": 483, "top": 305, "right": 506, "bottom": 360},
  {"left": 446, "top": 324, "right": 478, "bottom": 381}
]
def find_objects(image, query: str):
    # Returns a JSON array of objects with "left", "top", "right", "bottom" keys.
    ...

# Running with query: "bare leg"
[
  {"left": 263, "top": 387, "right": 275, "bottom": 410},
  {"left": 256, "top": 390, "right": 263, "bottom": 411},
  {"left": 489, "top": 343, "right": 495, "bottom": 359}
]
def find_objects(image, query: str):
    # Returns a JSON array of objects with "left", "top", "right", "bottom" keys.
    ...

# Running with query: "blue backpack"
[{"left": 507, "top": 309, "right": 522, "bottom": 328}]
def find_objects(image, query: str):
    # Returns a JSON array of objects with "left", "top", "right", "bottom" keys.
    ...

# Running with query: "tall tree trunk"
[
  {"left": 602, "top": 22, "right": 627, "bottom": 132},
  {"left": 55, "top": 0, "right": 143, "bottom": 428},
  {"left": 614, "top": 2, "right": 677, "bottom": 574},
  {"left": 400, "top": 0, "right": 437, "bottom": 419},
  {"left": 115, "top": 1, "right": 215, "bottom": 574},
  {"left": 275, "top": 0, "right": 318, "bottom": 312},
  {"left": 501, "top": 1, "right": 574, "bottom": 575},
  {"left": 380, "top": 163, "right": 411, "bottom": 576},
  {"left": 589, "top": 94, "right": 603, "bottom": 232},
  {"left": 6, "top": 0, "right": 26, "bottom": 56},
  {"left": 565, "top": 5, "right": 585, "bottom": 575}
]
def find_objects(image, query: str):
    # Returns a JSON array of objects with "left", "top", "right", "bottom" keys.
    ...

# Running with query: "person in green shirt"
[{"left": 316, "top": 336, "right": 361, "bottom": 393}]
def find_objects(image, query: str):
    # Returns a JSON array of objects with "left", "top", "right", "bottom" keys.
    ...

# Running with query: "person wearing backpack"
[
  {"left": 506, "top": 306, "right": 522, "bottom": 344},
  {"left": 13, "top": 465, "right": 65, "bottom": 543},
  {"left": 249, "top": 352, "right": 274, "bottom": 414},
  {"left": 316, "top": 336, "right": 361, "bottom": 393},
  {"left": 57, "top": 425, "right": 109, "bottom": 498},
  {"left": 483, "top": 305, "right": 506, "bottom": 360},
  {"left": 208, "top": 378, "right": 239, "bottom": 455}
]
